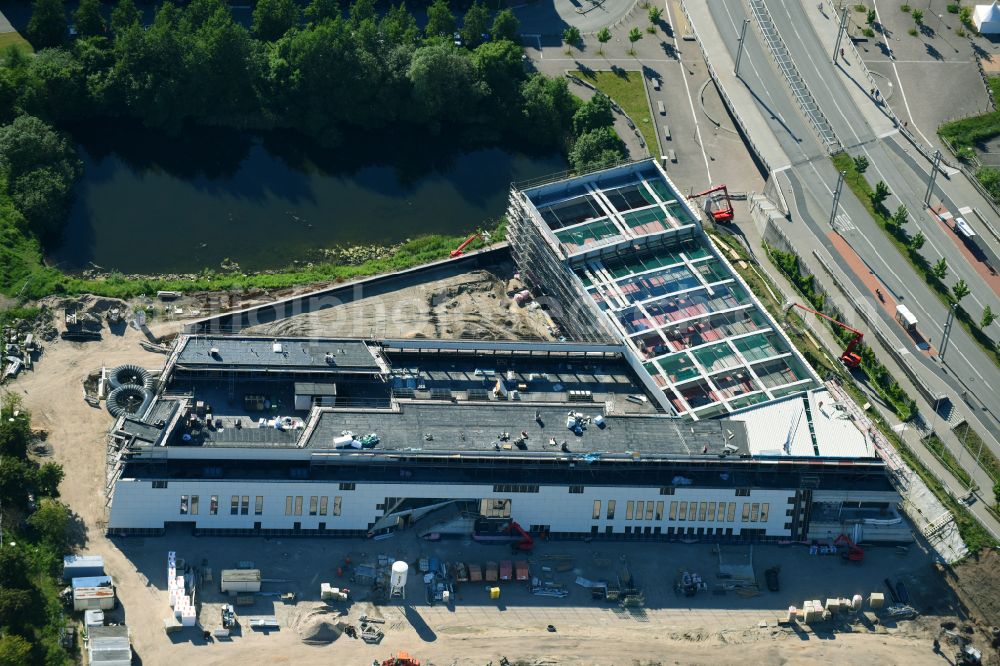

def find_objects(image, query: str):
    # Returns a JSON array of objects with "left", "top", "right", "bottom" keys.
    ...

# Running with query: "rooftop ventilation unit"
[{"left": 272, "top": 342, "right": 282, "bottom": 353}]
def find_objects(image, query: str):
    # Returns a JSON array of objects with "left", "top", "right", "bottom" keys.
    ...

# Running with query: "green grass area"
[
  {"left": 0, "top": 31, "right": 34, "bottom": 53},
  {"left": 838, "top": 381, "right": 996, "bottom": 553},
  {"left": 922, "top": 432, "right": 974, "bottom": 488},
  {"left": 56, "top": 233, "right": 492, "bottom": 300},
  {"left": 953, "top": 422, "right": 1000, "bottom": 495},
  {"left": 712, "top": 230, "right": 995, "bottom": 554},
  {"left": 939, "top": 76, "right": 1000, "bottom": 152},
  {"left": 568, "top": 70, "right": 658, "bottom": 154},
  {"left": 831, "top": 151, "right": 1000, "bottom": 370}
]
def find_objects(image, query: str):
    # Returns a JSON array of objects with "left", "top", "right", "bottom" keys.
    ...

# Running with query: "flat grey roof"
[
  {"left": 303, "top": 402, "right": 748, "bottom": 458},
  {"left": 295, "top": 382, "right": 338, "bottom": 396},
  {"left": 176, "top": 337, "right": 382, "bottom": 372}
]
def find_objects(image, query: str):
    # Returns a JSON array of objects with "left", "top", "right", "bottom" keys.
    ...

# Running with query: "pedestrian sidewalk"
[
  {"left": 680, "top": 1, "right": 790, "bottom": 172},
  {"left": 800, "top": 3, "right": 896, "bottom": 140},
  {"left": 747, "top": 200, "right": 1000, "bottom": 541}
]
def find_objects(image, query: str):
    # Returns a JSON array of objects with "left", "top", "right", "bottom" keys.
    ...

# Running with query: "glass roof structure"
[{"left": 519, "top": 160, "right": 819, "bottom": 419}]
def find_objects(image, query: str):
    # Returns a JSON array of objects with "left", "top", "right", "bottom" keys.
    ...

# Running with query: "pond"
[{"left": 50, "top": 123, "right": 566, "bottom": 274}]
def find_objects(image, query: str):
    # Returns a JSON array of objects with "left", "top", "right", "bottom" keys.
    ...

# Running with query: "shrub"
[
  {"left": 863, "top": 27, "right": 876, "bottom": 37},
  {"left": 947, "top": 3, "right": 959, "bottom": 14},
  {"left": 907, "top": 27, "right": 918, "bottom": 36},
  {"left": 900, "top": 3, "right": 911, "bottom": 12}
]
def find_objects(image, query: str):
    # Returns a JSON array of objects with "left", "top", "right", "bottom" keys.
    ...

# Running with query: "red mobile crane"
[
  {"left": 689, "top": 185, "right": 734, "bottom": 223},
  {"left": 789, "top": 303, "right": 863, "bottom": 368},
  {"left": 502, "top": 520, "right": 535, "bottom": 552},
  {"left": 450, "top": 233, "right": 481, "bottom": 258}
]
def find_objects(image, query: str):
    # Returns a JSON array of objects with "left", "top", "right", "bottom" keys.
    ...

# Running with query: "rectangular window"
[
  {"left": 284, "top": 496, "right": 293, "bottom": 516},
  {"left": 727, "top": 502, "right": 736, "bottom": 522},
  {"left": 655, "top": 501, "right": 664, "bottom": 521},
  {"left": 760, "top": 503, "right": 769, "bottom": 522},
  {"left": 708, "top": 502, "right": 716, "bottom": 521},
  {"left": 607, "top": 500, "right": 616, "bottom": 520},
  {"left": 569, "top": 486, "right": 584, "bottom": 494},
  {"left": 492, "top": 484, "right": 539, "bottom": 493},
  {"left": 153, "top": 480, "right": 168, "bottom": 489},
  {"left": 230, "top": 496, "right": 239, "bottom": 515},
  {"left": 294, "top": 496, "right": 303, "bottom": 516},
  {"left": 333, "top": 496, "right": 342, "bottom": 516},
  {"left": 645, "top": 502, "right": 653, "bottom": 520},
  {"left": 736, "top": 488, "right": 751, "bottom": 497},
  {"left": 659, "top": 487, "right": 675, "bottom": 495},
  {"left": 592, "top": 500, "right": 601, "bottom": 520},
  {"left": 699, "top": 502, "right": 707, "bottom": 521},
  {"left": 319, "top": 496, "right": 328, "bottom": 516},
  {"left": 751, "top": 503, "right": 760, "bottom": 522},
  {"left": 309, "top": 496, "right": 318, "bottom": 516},
  {"left": 719, "top": 501, "right": 727, "bottom": 522},
  {"left": 241, "top": 496, "right": 249, "bottom": 515},
  {"left": 190, "top": 495, "right": 199, "bottom": 515},
  {"left": 179, "top": 496, "right": 188, "bottom": 515},
  {"left": 255, "top": 496, "right": 263, "bottom": 516},
  {"left": 339, "top": 483, "right": 355, "bottom": 491},
  {"left": 635, "top": 501, "right": 644, "bottom": 520},
  {"left": 679, "top": 501, "right": 687, "bottom": 520},
  {"left": 669, "top": 501, "right": 677, "bottom": 520},
  {"left": 742, "top": 503, "right": 750, "bottom": 522},
  {"left": 626, "top": 501, "right": 635, "bottom": 520}
]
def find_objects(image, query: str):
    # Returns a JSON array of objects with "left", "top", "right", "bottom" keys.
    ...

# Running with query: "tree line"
[
  {"left": 0, "top": 0, "right": 627, "bottom": 293},
  {"left": 0, "top": 394, "right": 72, "bottom": 664}
]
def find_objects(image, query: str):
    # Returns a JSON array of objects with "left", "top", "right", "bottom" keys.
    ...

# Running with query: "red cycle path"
[{"left": 826, "top": 231, "right": 935, "bottom": 357}]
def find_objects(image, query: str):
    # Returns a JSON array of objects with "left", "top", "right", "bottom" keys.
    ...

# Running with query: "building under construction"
[
  {"left": 103, "top": 160, "right": 906, "bottom": 544},
  {"left": 507, "top": 160, "right": 818, "bottom": 419}
]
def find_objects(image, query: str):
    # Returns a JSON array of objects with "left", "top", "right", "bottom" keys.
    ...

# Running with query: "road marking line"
[
  {"left": 664, "top": 0, "right": 712, "bottom": 183},
  {"left": 869, "top": 0, "right": 936, "bottom": 148}
]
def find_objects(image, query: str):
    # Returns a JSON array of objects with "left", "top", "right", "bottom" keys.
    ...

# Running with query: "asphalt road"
[{"left": 703, "top": 0, "right": 1000, "bottom": 443}]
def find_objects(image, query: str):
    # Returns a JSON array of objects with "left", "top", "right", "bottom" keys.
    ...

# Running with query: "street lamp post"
[
  {"left": 924, "top": 150, "right": 942, "bottom": 207},
  {"left": 939, "top": 303, "right": 957, "bottom": 361},
  {"left": 735, "top": 20, "right": 750, "bottom": 78},
  {"left": 829, "top": 170, "right": 846, "bottom": 229},
  {"left": 832, "top": 7, "right": 849, "bottom": 64}
]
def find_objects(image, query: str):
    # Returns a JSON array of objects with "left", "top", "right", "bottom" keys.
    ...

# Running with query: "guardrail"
[
  {"left": 748, "top": 0, "right": 840, "bottom": 150},
  {"left": 678, "top": 0, "right": 772, "bottom": 174}
]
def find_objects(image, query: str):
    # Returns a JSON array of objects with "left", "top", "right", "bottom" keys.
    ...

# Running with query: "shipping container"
[
  {"left": 63, "top": 555, "right": 104, "bottom": 581},
  {"left": 72, "top": 575, "right": 112, "bottom": 590},
  {"left": 73, "top": 586, "right": 116, "bottom": 611},
  {"left": 221, "top": 569, "right": 262, "bottom": 593}
]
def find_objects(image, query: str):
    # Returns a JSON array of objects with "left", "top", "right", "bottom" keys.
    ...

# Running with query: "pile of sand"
[{"left": 296, "top": 609, "right": 347, "bottom": 645}]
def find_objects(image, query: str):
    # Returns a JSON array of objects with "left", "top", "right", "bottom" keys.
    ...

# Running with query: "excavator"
[
  {"left": 689, "top": 185, "right": 734, "bottom": 224},
  {"left": 378, "top": 652, "right": 420, "bottom": 666},
  {"left": 787, "top": 303, "right": 863, "bottom": 368},
  {"left": 834, "top": 534, "right": 864, "bottom": 562}
]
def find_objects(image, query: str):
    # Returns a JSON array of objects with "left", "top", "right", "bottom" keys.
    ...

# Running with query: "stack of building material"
[
  {"left": 801, "top": 600, "right": 824, "bottom": 623},
  {"left": 167, "top": 551, "right": 196, "bottom": 626},
  {"left": 320, "top": 584, "right": 348, "bottom": 601},
  {"left": 825, "top": 598, "right": 842, "bottom": 613},
  {"left": 869, "top": 592, "right": 885, "bottom": 609}
]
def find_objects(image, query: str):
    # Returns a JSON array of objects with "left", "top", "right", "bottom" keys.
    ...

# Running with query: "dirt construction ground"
[
  {"left": 5, "top": 292, "right": 1000, "bottom": 665},
  {"left": 243, "top": 262, "right": 558, "bottom": 341}
]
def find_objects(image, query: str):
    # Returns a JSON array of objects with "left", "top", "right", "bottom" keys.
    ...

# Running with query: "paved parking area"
[{"left": 852, "top": 0, "right": 994, "bottom": 152}]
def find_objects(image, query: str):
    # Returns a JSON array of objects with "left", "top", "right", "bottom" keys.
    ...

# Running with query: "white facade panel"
[{"left": 110, "top": 478, "right": 795, "bottom": 537}]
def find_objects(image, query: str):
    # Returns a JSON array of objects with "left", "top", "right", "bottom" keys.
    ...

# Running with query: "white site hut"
[{"left": 975, "top": 2, "right": 1000, "bottom": 34}]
